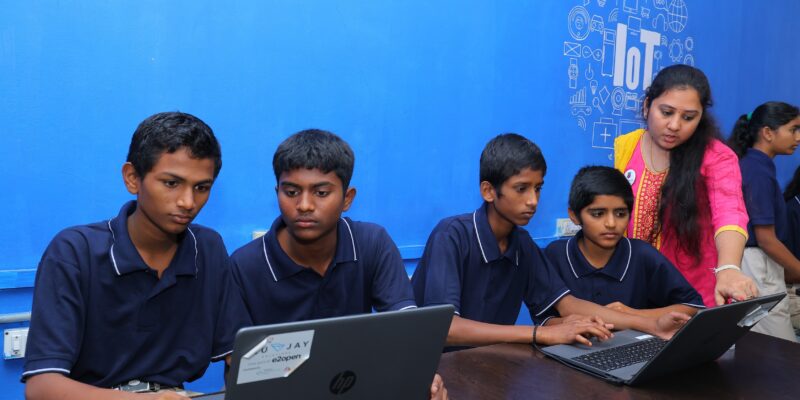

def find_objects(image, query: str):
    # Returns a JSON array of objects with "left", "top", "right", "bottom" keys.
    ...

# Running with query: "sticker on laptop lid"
[
  {"left": 237, "top": 330, "right": 314, "bottom": 384},
  {"left": 635, "top": 334, "right": 654, "bottom": 340}
]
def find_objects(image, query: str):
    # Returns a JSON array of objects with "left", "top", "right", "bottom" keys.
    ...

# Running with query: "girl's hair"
[
  {"left": 785, "top": 165, "right": 800, "bottom": 202},
  {"left": 643, "top": 65, "right": 720, "bottom": 256},
  {"left": 728, "top": 101, "right": 800, "bottom": 158}
]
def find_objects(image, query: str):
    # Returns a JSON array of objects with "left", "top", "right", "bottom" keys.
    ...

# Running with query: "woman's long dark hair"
[
  {"left": 728, "top": 101, "right": 800, "bottom": 158},
  {"left": 785, "top": 165, "right": 800, "bottom": 202},
  {"left": 644, "top": 65, "right": 720, "bottom": 256}
]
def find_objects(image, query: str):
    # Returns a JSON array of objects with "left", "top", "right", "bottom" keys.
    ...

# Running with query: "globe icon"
[{"left": 667, "top": 0, "right": 688, "bottom": 33}]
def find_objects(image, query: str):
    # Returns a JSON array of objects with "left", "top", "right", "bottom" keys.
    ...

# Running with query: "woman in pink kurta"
[
  {"left": 616, "top": 129, "right": 749, "bottom": 306},
  {"left": 613, "top": 65, "right": 757, "bottom": 307}
]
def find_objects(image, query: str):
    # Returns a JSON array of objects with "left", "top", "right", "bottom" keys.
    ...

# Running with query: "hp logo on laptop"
[{"left": 329, "top": 370, "right": 357, "bottom": 395}]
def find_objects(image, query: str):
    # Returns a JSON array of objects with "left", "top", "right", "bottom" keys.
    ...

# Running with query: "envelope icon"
[{"left": 563, "top": 41, "right": 581, "bottom": 57}]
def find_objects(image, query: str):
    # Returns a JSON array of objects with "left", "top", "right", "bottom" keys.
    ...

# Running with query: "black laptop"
[
  {"left": 539, "top": 293, "right": 786, "bottom": 385},
  {"left": 193, "top": 305, "right": 453, "bottom": 399}
]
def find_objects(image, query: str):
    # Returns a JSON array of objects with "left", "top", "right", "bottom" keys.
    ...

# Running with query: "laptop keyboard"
[{"left": 571, "top": 338, "right": 667, "bottom": 372}]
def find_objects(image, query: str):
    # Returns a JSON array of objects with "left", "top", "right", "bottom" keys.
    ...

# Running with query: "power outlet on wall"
[
  {"left": 555, "top": 218, "right": 581, "bottom": 237},
  {"left": 3, "top": 328, "right": 28, "bottom": 359}
]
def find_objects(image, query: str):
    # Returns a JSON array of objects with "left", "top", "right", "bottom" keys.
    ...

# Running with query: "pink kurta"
[{"left": 615, "top": 130, "right": 749, "bottom": 306}]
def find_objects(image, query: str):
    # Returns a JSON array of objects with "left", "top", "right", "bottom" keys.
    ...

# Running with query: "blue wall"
[{"left": 1, "top": 1, "right": 798, "bottom": 398}]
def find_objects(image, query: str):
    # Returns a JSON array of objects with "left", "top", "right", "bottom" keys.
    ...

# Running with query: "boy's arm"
[
  {"left": 556, "top": 295, "right": 690, "bottom": 339},
  {"left": 605, "top": 302, "right": 699, "bottom": 319},
  {"left": 447, "top": 314, "right": 612, "bottom": 347}
]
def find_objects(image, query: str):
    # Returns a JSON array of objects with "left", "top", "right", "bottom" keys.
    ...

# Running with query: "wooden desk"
[{"left": 436, "top": 332, "right": 800, "bottom": 399}]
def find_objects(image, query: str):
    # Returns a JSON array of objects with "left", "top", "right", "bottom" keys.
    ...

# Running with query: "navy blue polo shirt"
[
  {"left": 740, "top": 148, "right": 788, "bottom": 246},
  {"left": 787, "top": 196, "right": 800, "bottom": 259},
  {"left": 410, "top": 203, "right": 570, "bottom": 325},
  {"left": 22, "top": 201, "right": 251, "bottom": 388},
  {"left": 539, "top": 231, "right": 704, "bottom": 323},
  {"left": 230, "top": 216, "right": 417, "bottom": 325}
]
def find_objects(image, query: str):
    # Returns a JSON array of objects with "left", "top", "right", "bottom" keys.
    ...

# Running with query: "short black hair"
[
  {"left": 273, "top": 129, "right": 355, "bottom": 189},
  {"left": 569, "top": 166, "right": 633, "bottom": 220},
  {"left": 127, "top": 112, "right": 222, "bottom": 178},
  {"left": 480, "top": 133, "right": 546, "bottom": 190}
]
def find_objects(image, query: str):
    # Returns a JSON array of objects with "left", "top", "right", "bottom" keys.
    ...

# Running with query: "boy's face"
[
  {"left": 569, "top": 194, "right": 629, "bottom": 251},
  {"left": 123, "top": 147, "right": 215, "bottom": 236},
  {"left": 482, "top": 167, "right": 543, "bottom": 226},
  {"left": 276, "top": 168, "right": 355, "bottom": 244}
]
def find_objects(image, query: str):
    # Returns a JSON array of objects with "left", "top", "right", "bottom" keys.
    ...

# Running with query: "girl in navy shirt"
[
  {"left": 783, "top": 166, "right": 800, "bottom": 332},
  {"left": 729, "top": 101, "right": 800, "bottom": 342}
]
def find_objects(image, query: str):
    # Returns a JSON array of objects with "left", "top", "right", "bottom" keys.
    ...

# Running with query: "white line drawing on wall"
[
  {"left": 609, "top": 8, "right": 619, "bottom": 23},
  {"left": 569, "top": 58, "right": 579, "bottom": 89},
  {"left": 669, "top": 38, "right": 683, "bottom": 62},
  {"left": 654, "top": 49, "right": 663, "bottom": 71},
  {"left": 653, "top": 13, "right": 666, "bottom": 30},
  {"left": 593, "top": 118, "right": 619, "bottom": 149},
  {"left": 593, "top": 97, "right": 604, "bottom": 114},
  {"left": 628, "top": 15, "right": 642, "bottom": 36},
  {"left": 599, "top": 86, "right": 611, "bottom": 104},
  {"left": 562, "top": 0, "right": 693, "bottom": 151},
  {"left": 601, "top": 28, "right": 616, "bottom": 77},
  {"left": 591, "top": 15, "right": 605, "bottom": 32},
  {"left": 611, "top": 87, "right": 625, "bottom": 116},
  {"left": 571, "top": 87, "right": 593, "bottom": 121},
  {"left": 623, "top": 0, "right": 639, "bottom": 14},
  {"left": 564, "top": 41, "right": 582, "bottom": 57},
  {"left": 666, "top": 0, "right": 688, "bottom": 33},
  {"left": 569, "top": 6, "right": 592, "bottom": 41},
  {"left": 625, "top": 92, "right": 640, "bottom": 111},
  {"left": 620, "top": 119, "right": 646, "bottom": 136}
]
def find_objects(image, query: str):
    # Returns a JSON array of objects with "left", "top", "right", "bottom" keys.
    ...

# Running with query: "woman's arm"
[{"left": 714, "top": 230, "right": 758, "bottom": 304}]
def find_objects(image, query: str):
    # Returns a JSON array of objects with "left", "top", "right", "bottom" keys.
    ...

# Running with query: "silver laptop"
[
  {"left": 540, "top": 293, "right": 786, "bottom": 385},
  {"left": 194, "top": 305, "right": 453, "bottom": 399}
]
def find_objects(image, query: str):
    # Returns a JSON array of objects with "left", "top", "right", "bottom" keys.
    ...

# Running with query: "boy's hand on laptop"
[
  {"left": 539, "top": 317, "right": 613, "bottom": 346},
  {"left": 652, "top": 311, "right": 692, "bottom": 340}
]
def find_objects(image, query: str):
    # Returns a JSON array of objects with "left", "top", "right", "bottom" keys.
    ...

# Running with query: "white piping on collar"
[
  {"left": 566, "top": 236, "right": 631, "bottom": 282},
  {"left": 187, "top": 228, "right": 199, "bottom": 276},
  {"left": 618, "top": 237, "right": 632, "bottom": 282},
  {"left": 262, "top": 235, "right": 278, "bottom": 282},
  {"left": 795, "top": 196, "right": 800, "bottom": 206},
  {"left": 566, "top": 236, "right": 578, "bottom": 279},
  {"left": 107, "top": 219, "right": 121, "bottom": 276},
  {"left": 473, "top": 211, "right": 489, "bottom": 263},
  {"left": 341, "top": 218, "right": 358, "bottom": 261}
]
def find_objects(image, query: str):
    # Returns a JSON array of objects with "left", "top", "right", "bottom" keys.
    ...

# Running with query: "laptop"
[
  {"left": 539, "top": 293, "right": 786, "bottom": 385},
  {"left": 193, "top": 305, "right": 454, "bottom": 399}
]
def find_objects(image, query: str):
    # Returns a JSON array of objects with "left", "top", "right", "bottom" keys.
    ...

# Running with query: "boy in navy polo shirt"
[
  {"left": 23, "top": 112, "right": 250, "bottom": 400},
  {"left": 230, "top": 129, "right": 446, "bottom": 399},
  {"left": 540, "top": 166, "right": 703, "bottom": 323},
  {"left": 411, "top": 133, "right": 690, "bottom": 348}
]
